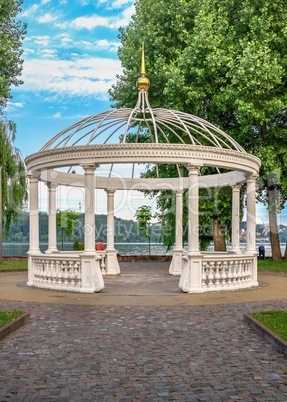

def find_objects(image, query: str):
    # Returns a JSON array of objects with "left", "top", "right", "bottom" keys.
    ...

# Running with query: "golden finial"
[{"left": 137, "top": 41, "right": 150, "bottom": 91}]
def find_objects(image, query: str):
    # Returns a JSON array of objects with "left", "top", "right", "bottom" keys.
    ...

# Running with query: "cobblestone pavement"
[{"left": 1, "top": 299, "right": 287, "bottom": 401}]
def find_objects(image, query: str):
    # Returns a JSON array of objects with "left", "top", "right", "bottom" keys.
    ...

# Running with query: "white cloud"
[
  {"left": 71, "top": 4, "right": 134, "bottom": 30},
  {"left": 97, "top": 0, "right": 134, "bottom": 8},
  {"left": 52, "top": 112, "right": 61, "bottom": 118},
  {"left": 20, "top": 4, "right": 39, "bottom": 17},
  {"left": 96, "top": 39, "right": 120, "bottom": 51},
  {"left": 29, "top": 35, "right": 51, "bottom": 47},
  {"left": 40, "top": 49, "right": 58, "bottom": 59},
  {"left": 6, "top": 102, "right": 24, "bottom": 112},
  {"left": 18, "top": 57, "right": 122, "bottom": 98},
  {"left": 37, "top": 13, "right": 58, "bottom": 24}
]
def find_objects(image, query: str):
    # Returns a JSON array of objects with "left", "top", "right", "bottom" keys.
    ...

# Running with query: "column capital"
[
  {"left": 187, "top": 164, "right": 201, "bottom": 172},
  {"left": 231, "top": 183, "right": 242, "bottom": 190},
  {"left": 47, "top": 182, "right": 57, "bottom": 190},
  {"left": 81, "top": 164, "right": 99, "bottom": 173},
  {"left": 27, "top": 173, "right": 40, "bottom": 181},
  {"left": 105, "top": 189, "right": 116, "bottom": 195},
  {"left": 246, "top": 173, "right": 258, "bottom": 182}
]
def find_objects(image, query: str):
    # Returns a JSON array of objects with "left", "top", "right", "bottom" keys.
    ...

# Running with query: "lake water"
[{"left": 1, "top": 242, "right": 285, "bottom": 257}]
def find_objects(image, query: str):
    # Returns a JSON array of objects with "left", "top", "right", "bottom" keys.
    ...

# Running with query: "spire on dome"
[{"left": 137, "top": 41, "right": 150, "bottom": 91}]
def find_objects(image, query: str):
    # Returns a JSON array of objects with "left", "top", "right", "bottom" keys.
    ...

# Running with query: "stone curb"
[
  {"left": 0, "top": 312, "right": 30, "bottom": 341},
  {"left": 244, "top": 313, "right": 287, "bottom": 357}
]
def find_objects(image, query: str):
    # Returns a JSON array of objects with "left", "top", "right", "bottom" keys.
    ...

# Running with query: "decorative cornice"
[{"left": 25, "top": 143, "right": 261, "bottom": 176}]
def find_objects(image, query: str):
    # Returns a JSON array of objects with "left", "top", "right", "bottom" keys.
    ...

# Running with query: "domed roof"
[
  {"left": 40, "top": 44, "right": 245, "bottom": 154},
  {"left": 40, "top": 98, "right": 245, "bottom": 153}
]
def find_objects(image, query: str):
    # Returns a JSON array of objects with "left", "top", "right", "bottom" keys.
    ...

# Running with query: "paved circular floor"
[{"left": 0, "top": 262, "right": 287, "bottom": 401}]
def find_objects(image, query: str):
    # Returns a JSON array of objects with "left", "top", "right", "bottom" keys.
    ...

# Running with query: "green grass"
[
  {"left": 0, "top": 260, "right": 28, "bottom": 272},
  {"left": 251, "top": 311, "right": 287, "bottom": 342},
  {"left": 258, "top": 259, "right": 287, "bottom": 272},
  {"left": 0, "top": 309, "right": 24, "bottom": 328}
]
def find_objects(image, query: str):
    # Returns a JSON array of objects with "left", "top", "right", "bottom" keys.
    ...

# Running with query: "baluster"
[
  {"left": 58, "top": 261, "right": 64, "bottom": 285},
  {"left": 100, "top": 255, "right": 106, "bottom": 274},
  {"left": 226, "top": 261, "right": 233, "bottom": 286},
  {"left": 47, "top": 260, "right": 52, "bottom": 283},
  {"left": 232, "top": 260, "right": 238, "bottom": 286},
  {"left": 214, "top": 262, "right": 221, "bottom": 287},
  {"left": 202, "top": 262, "right": 207, "bottom": 288},
  {"left": 207, "top": 262, "right": 215, "bottom": 288},
  {"left": 69, "top": 261, "right": 75, "bottom": 286},
  {"left": 51, "top": 260, "right": 57, "bottom": 283},
  {"left": 245, "top": 259, "right": 252, "bottom": 280},
  {"left": 43, "top": 260, "right": 47, "bottom": 282},
  {"left": 237, "top": 260, "right": 242, "bottom": 285},
  {"left": 221, "top": 261, "right": 227, "bottom": 287},
  {"left": 63, "top": 262, "right": 69, "bottom": 285}
]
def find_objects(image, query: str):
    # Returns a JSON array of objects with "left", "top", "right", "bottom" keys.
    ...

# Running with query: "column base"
[
  {"left": 80, "top": 254, "right": 104, "bottom": 292},
  {"left": 105, "top": 249, "right": 120, "bottom": 275},
  {"left": 169, "top": 249, "right": 185, "bottom": 275},
  {"left": 179, "top": 253, "right": 203, "bottom": 293}
]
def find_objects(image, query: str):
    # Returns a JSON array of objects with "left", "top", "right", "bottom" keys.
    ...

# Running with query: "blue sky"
[
  {"left": 6, "top": 0, "right": 134, "bottom": 157},
  {"left": 4, "top": 0, "right": 287, "bottom": 224}
]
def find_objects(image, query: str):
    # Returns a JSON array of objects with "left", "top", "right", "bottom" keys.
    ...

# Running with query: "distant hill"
[{"left": 5, "top": 211, "right": 161, "bottom": 244}]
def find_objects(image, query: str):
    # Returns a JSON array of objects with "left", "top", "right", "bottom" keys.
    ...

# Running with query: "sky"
[
  {"left": 5, "top": 0, "right": 156, "bottom": 220},
  {"left": 4, "top": 0, "right": 287, "bottom": 224}
]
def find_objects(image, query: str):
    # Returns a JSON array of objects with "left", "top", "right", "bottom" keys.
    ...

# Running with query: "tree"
[
  {"left": 0, "top": 120, "right": 27, "bottom": 237},
  {"left": 135, "top": 205, "right": 153, "bottom": 255},
  {"left": 110, "top": 0, "right": 287, "bottom": 259},
  {"left": 0, "top": 0, "right": 27, "bottom": 261},
  {"left": 56, "top": 209, "right": 79, "bottom": 250},
  {"left": 0, "top": 0, "right": 26, "bottom": 110}
]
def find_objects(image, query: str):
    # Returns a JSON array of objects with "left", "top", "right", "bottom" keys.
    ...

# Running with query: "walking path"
[{"left": 0, "top": 262, "right": 287, "bottom": 401}]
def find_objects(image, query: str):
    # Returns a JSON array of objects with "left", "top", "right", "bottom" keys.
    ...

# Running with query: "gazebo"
[{"left": 24, "top": 47, "right": 261, "bottom": 294}]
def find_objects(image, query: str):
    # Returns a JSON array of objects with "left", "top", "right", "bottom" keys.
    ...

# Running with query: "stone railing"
[
  {"left": 201, "top": 253, "right": 257, "bottom": 291},
  {"left": 95, "top": 251, "right": 107, "bottom": 274},
  {"left": 29, "top": 254, "right": 82, "bottom": 291}
]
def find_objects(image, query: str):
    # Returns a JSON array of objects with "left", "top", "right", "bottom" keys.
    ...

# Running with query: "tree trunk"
[
  {"left": 284, "top": 243, "right": 287, "bottom": 260},
  {"left": 212, "top": 219, "right": 226, "bottom": 252},
  {"left": 268, "top": 207, "right": 282, "bottom": 261}
]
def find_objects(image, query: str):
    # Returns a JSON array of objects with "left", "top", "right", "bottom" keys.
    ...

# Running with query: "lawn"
[
  {"left": 0, "top": 260, "right": 28, "bottom": 272},
  {"left": 251, "top": 311, "right": 287, "bottom": 342},
  {"left": 0, "top": 309, "right": 24, "bottom": 328},
  {"left": 258, "top": 259, "right": 287, "bottom": 272}
]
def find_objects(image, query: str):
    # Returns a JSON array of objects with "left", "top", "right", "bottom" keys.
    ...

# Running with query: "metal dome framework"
[{"left": 25, "top": 44, "right": 261, "bottom": 294}]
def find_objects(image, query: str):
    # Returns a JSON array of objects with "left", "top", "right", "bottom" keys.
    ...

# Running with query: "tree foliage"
[
  {"left": 135, "top": 205, "right": 153, "bottom": 254},
  {"left": 0, "top": 0, "right": 26, "bottom": 110},
  {"left": 110, "top": 0, "right": 287, "bottom": 258},
  {"left": 0, "top": 120, "right": 27, "bottom": 236}
]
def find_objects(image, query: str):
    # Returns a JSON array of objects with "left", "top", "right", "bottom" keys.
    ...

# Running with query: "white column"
[
  {"left": 245, "top": 175, "right": 257, "bottom": 254},
  {"left": 104, "top": 189, "right": 120, "bottom": 274},
  {"left": 169, "top": 189, "right": 184, "bottom": 275},
  {"left": 187, "top": 165, "right": 200, "bottom": 254},
  {"left": 46, "top": 182, "right": 58, "bottom": 253},
  {"left": 83, "top": 165, "right": 96, "bottom": 253},
  {"left": 179, "top": 165, "right": 203, "bottom": 293},
  {"left": 27, "top": 174, "right": 40, "bottom": 287},
  {"left": 231, "top": 184, "right": 241, "bottom": 254},
  {"left": 80, "top": 165, "right": 104, "bottom": 292},
  {"left": 27, "top": 175, "right": 40, "bottom": 254}
]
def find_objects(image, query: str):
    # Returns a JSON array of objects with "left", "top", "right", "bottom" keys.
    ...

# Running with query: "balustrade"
[
  {"left": 202, "top": 255, "right": 253, "bottom": 290},
  {"left": 31, "top": 255, "right": 82, "bottom": 290}
]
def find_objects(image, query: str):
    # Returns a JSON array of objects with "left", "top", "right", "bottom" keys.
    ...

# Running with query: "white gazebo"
[{"left": 25, "top": 48, "right": 261, "bottom": 294}]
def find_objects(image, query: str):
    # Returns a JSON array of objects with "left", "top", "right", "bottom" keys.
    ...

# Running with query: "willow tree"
[
  {"left": 111, "top": 0, "right": 287, "bottom": 259},
  {"left": 0, "top": 0, "right": 26, "bottom": 109},
  {"left": 0, "top": 121, "right": 27, "bottom": 236},
  {"left": 0, "top": 0, "right": 27, "bottom": 239}
]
